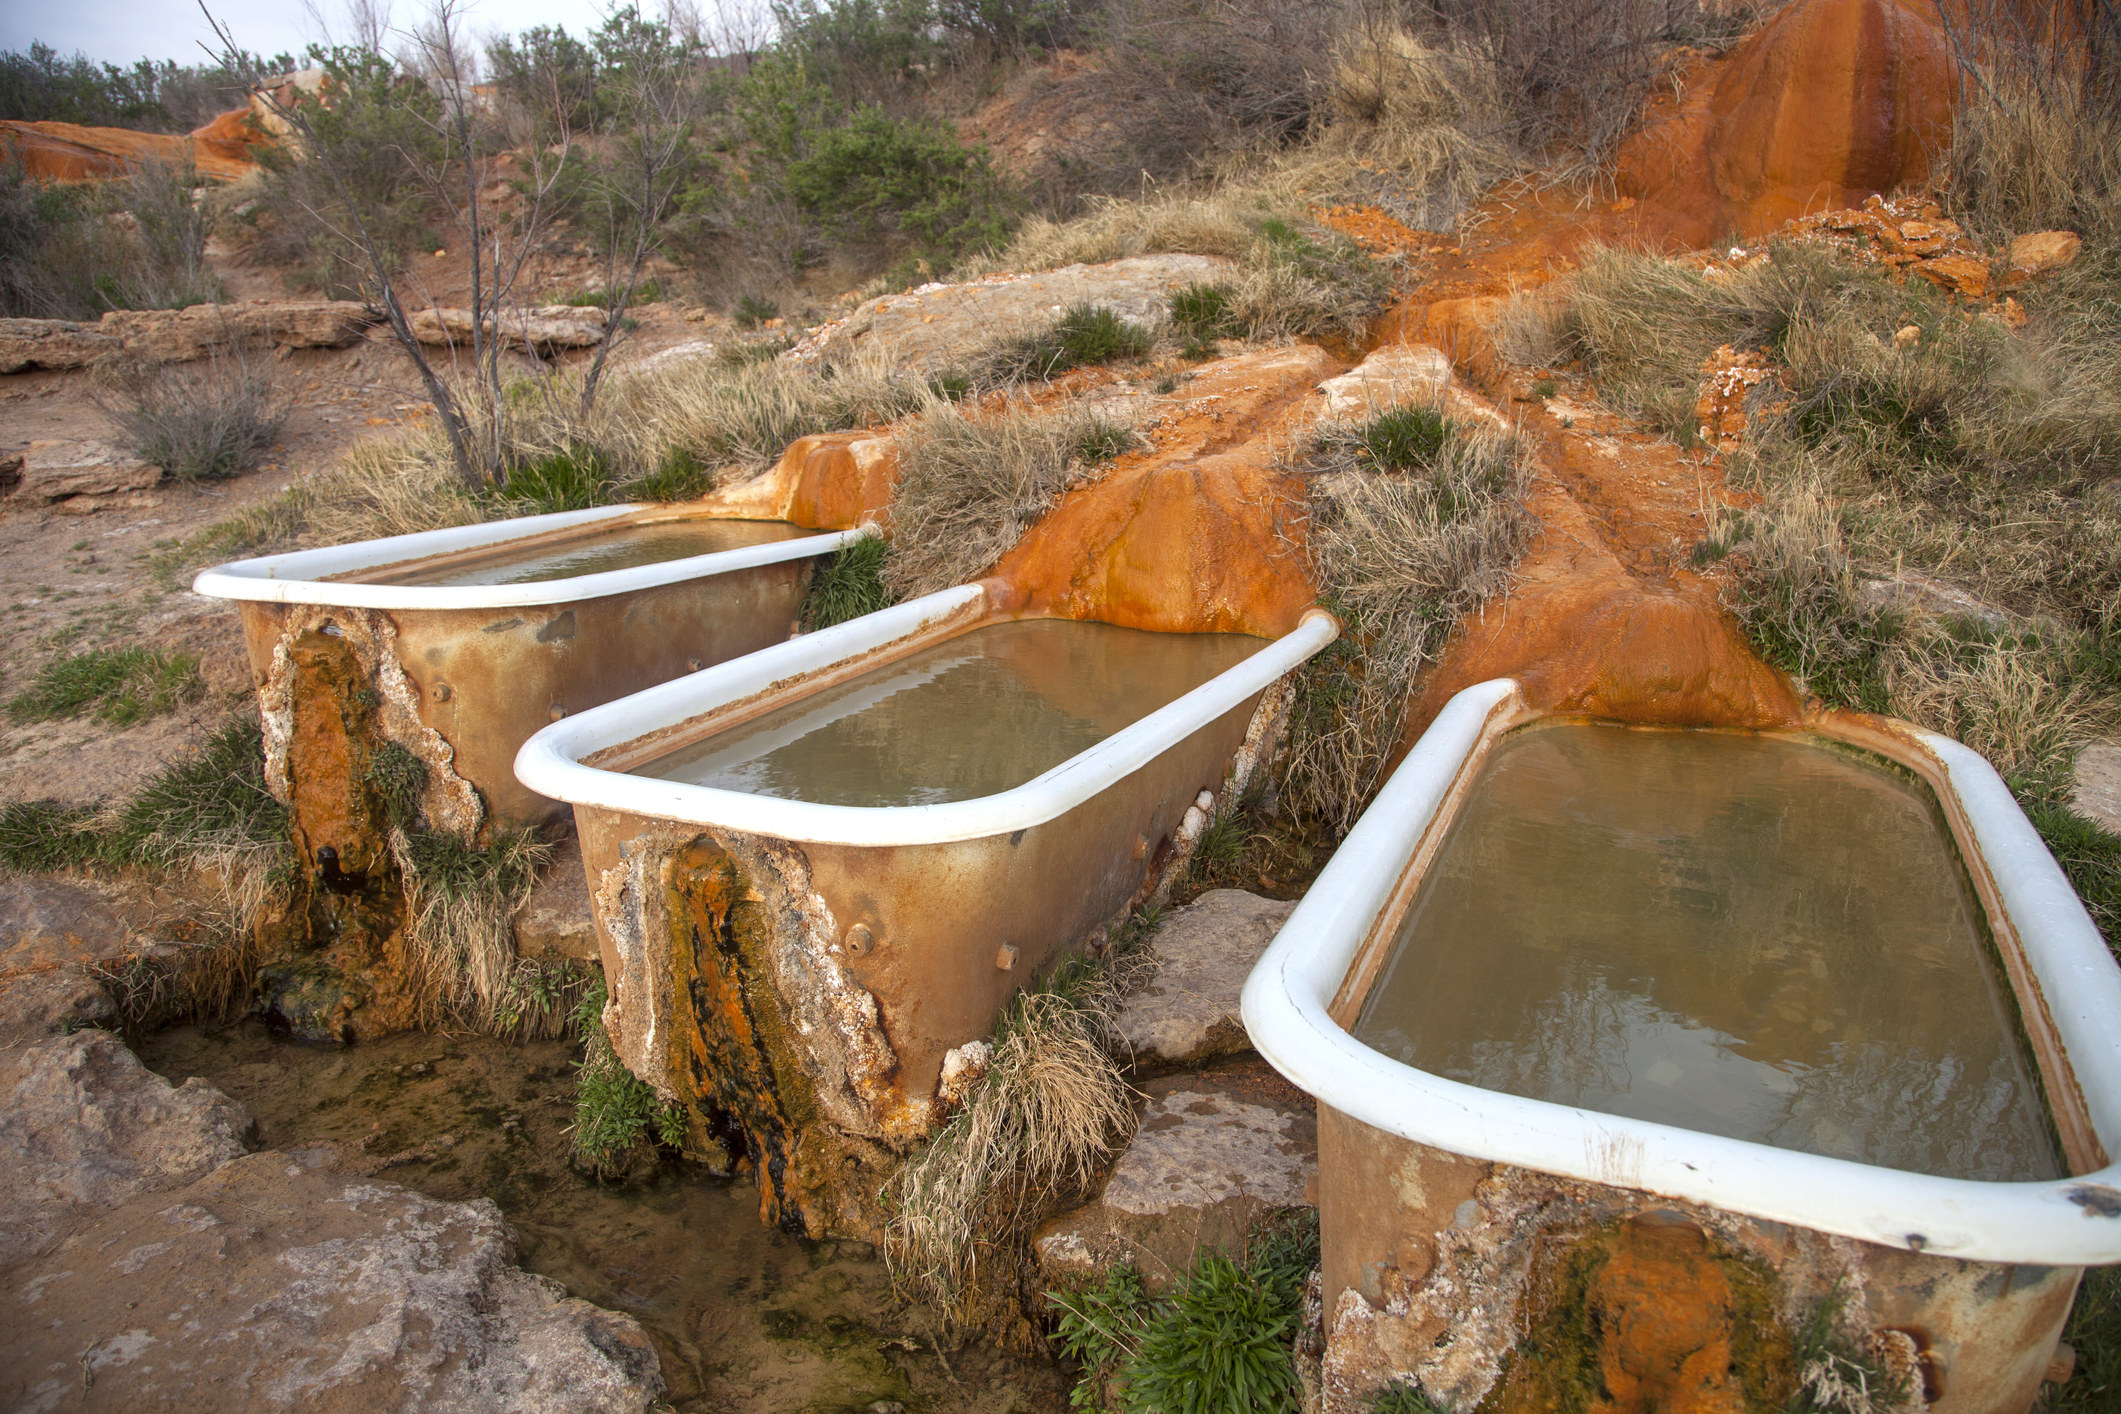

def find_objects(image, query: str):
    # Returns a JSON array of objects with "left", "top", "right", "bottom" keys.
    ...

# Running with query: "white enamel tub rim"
[
  {"left": 1239, "top": 677, "right": 2121, "bottom": 1266},
  {"left": 191, "top": 503, "right": 868, "bottom": 611},
  {"left": 513, "top": 587, "right": 1340, "bottom": 848}
]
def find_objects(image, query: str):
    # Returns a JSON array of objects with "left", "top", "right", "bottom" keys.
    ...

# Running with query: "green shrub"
[
  {"left": 733, "top": 293, "right": 780, "bottom": 328},
  {"left": 802, "top": 534, "right": 893, "bottom": 631},
  {"left": 6, "top": 647, "right": 203, "bottom": 727},
  {"left": 976, "top": 304, "right": 1153, "bottom": 386},
  {"left": 0, "top": 157, "right": 218, "bottom": 318},
  {"left": 1169, "top": 282, "right": 1234, "bottom": 337},
  {"left": 785, "top": 107, "right": 1018, "bottom": 278},
  {"left": 1352, "top": 405, "right": 1451, "bottom": 474},
  {"left": 97, "top": 343, "right": 287, "bottom": 482},
  {"left": 561, "top": 279, "right": 663, "bottom": 307}
]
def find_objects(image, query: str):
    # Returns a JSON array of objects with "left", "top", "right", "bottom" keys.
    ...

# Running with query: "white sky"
[{"left": 2, "top": 0, "right": 775, "bottom": 69}]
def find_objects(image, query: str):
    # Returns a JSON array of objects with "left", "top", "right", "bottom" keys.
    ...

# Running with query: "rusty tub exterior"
[
  {"left": 1242, "top": 679, "right": 2121, "bottom": 1414},
  {"left": 195, "top": 504, "right": 867, "bottom": 837},
  {"left": 517, "top": 584, "right": 1336, "bottom": 1233}
]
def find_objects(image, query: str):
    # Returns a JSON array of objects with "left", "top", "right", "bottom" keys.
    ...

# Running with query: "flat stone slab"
[
  {"left": 409, "top": 306, "right": 607, "bottom": 349},
  {"left": 15, "top": 439, "right": 163, "bottom": 502},
  {"left": 1317, "top": 343, "right": 1452, "bottom": 421},
  {"left": 1, "top": 1030, "right": 664, "bottom": 1412},
  {"left": 1035, "top": 1060, "right": 1316, "bottom": 1291},
  {"left": 786, "top": 254, "right": 1235, "bottom": 372},
  {"left": 2075, "top": 742, "right": 2121, "bottom": 834},
  {"left": 0, "top": 875, "right": 148, "bottom": 1046},
  {"left": 1116, "top": 888, "right": 1295, "bottom": 1070}
]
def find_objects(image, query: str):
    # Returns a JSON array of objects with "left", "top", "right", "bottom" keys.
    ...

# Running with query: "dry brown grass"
[
  {"left": 886, "top": 951, "right": 1142, "bottom": 1307},
  {"left": 1283, "top": 409, "right": 1536, "bottom": 828},
  {"left": 881, "top": 397, "right": 1126, "bottom": 599}
]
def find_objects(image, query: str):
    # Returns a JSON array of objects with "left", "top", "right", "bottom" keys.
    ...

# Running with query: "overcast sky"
[{"left": 2, "top": 0, "right": 774, "bottom": 69}]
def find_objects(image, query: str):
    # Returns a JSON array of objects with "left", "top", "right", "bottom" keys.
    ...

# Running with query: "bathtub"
[
  {"left": 1241, "top": 678, "right": 2121, "bottom": 1413},
  {"left": 195, "top": 504, "right": 865, "bottom": 835},
  {"left": 515, "top": 581, "right": 1337, "bottom": 1230}
]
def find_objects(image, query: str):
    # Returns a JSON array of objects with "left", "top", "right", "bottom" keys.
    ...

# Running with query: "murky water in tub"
[
  {"left": 1352, "top": 722, "right": 2062, "bottom": 1182},
  {"left": 638, "top": 619, "right": 1262, "bottom": 807},
  {"left": 358, "top": 519, "right": 807, "bottom": 588}
]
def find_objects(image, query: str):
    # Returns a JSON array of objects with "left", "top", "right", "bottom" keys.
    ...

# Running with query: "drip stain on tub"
[
  {"left": 354, "top": 519, "right": 808, "bottom": 588},
  {"left": 635, "top": 619, "right": 1259, "bottom": 806},
  {"left": 1352, "top": 721, "right": 2062, "bottom": 1183}
]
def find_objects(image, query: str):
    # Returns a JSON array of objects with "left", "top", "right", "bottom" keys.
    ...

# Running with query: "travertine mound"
[{"left": 1616, "top": 0, "right": 1957, "bottom": 241}]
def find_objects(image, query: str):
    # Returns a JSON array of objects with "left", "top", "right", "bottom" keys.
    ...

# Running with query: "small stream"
[{"left": 140, "top": 1022, "right": 1073, "bottom": 1414}]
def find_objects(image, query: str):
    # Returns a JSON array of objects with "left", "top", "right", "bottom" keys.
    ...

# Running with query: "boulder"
[
  {"left": 0, "top": 1031, "right": 665, "bottom": 1412},
  {"left": 1913, "top": 251, "right": 1991, "bottom": 297},
  {"left": 2008, "top": 229, "right": 2081, "bottom": 275},
  {"left": 1317, "top": 344, "right": 1452, "bottom": 422},
  {"left": 410, "top": 306, "right": 608, "bottom": 350},
  {"left": 0, "top": 876, "right": 148, "bottom": 1046},
  {"left": 0, "top": 315, "right": 121, "bottom": 372},
  {"left": 13, "top": 440, "right": 162, "bottom": 501},
  {"left": 785, "top": 254, "right": 1236, "bottom": 372},
  {"left": 2073, "top": 742, "right": 2121, "bottom": 835},
  {"left": 514, "top": 837, "right": 601, "bottom": 963},
  {"left": 0, "top": 1030, "right": 252, "bottom": 1268},
  {"left": 103, "top": 300, "right": 373, "bottom": 360},
  {"left": 1116, "top": 889, "right": 1296, "bottom": 1071},
  {"left": 1034, "top": 1061, "right": 1317, "bottom": 1292}
]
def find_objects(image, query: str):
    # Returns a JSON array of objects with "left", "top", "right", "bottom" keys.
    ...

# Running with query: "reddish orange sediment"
[{"left": 0, "top": 111, "right": 263, "bottom": 182}]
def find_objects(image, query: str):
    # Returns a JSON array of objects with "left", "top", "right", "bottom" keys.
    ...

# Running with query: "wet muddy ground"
[{"left": 140, "top": 1022, "right": 1074, "bottom": 1414}]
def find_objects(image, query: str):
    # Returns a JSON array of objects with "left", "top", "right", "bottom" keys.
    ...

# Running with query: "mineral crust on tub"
[
  {"left": 515, "top": 580, "right": 1338, "bottom": 1233},
  {"left": 193, "top": 503, "right": 866, "bottom": 837},
  {"left": 1241, "top": 678, "right": 2121, "bottom": 1414}
]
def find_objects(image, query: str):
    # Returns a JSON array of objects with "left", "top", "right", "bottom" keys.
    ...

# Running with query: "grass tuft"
[
  {"left": 627, "top": 447, "right": 715, "bottom": 503},
  {"left": 494, "top": 444, "right": 614, "bottom": 514},
  {"left": 96, "top": 344, "right": 288, "bottom": 483},
  {"left": 974, "top": 304, "right": 1154, "bottom": 388},
  {"left": 570, "top": 972, "right": 685, "bottom": 1179},
  {"left": 6, "top": 647, "right": 204, "bottom": 727},
  {"left": 802, "top": 534, "right": 894, "bottom": 631}
]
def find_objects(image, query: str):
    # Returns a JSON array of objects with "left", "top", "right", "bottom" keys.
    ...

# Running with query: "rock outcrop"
[
  {"left": 0, "top": 877, "right": 152, "bottom": 1047},
  {"left": 0, "top": 301, "right": 373, "bottom": 371},
  {"left": 409, "top": 305, "right": 609, "bottom": 350},
  {"left": 0, "top": 112, "right": 261, "bottom": 182},
  {"left": 785, "top": 254, "right": 1235, "bottom": 372},
  {"left": 1115, "top": 889, "right": 1296, "bottom": 1072},
  {"left": 0, "top": 1031, "right": 665, "bottom": 1412},
  {"left": 12, "top": 440, "right": 162, "bottom": 502},
  {"left": 1035, "top": 1061, "right": 1317, "bottom": 1292}
]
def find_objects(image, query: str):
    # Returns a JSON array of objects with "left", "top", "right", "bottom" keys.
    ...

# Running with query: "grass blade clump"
[
  {"left": 6, "top": 647, "right": 204, "bottom": 727},
  {"left": 1284, "top": 409, "right": 1535, "bottom": 829},
  {"left": 802, "top": 533, "right": 894, "bottom": 631},
  {"left": 569, "top": 973, "right": 685, "bottom": 1179},
  {"left": 883, "top": 398, "right": 1132, "bottom": 600}
]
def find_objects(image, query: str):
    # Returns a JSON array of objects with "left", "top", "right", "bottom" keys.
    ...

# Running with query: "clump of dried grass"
[
  {"left": 1283, "top": 408, "right": 1536, "bottom": 828},
  {"left": 882, "top": 397, "right": 1129, "bottom": 599},
  {"left": 886, "top": 950, "right": 1142, "bottom": 1307},
  {"left": 390, "top": 825, "right": 559, "bottom": 1034}
]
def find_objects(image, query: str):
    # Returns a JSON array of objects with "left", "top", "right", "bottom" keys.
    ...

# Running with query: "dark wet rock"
[
  {"left": 1116, "top": 888, "right": 1295, "bottom": 1071},
  {"left": 1034, "top": 1060, "right": 1317, "bottom": 1292},
  {"left": 255, "top": 956, "right": 366, "bottom": 1043},
  {"left": 1, "top": 1029, "right": 665, "bottom": 1412}
]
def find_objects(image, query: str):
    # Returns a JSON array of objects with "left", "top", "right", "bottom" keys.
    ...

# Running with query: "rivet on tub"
[
  {"left": 432, "top": 682, "right": 452, "bottom": 702},
  {"left": 549, "top": 704, "right": 567, "bottom": 722},
  {"left": 1133, "top": 835, "right": 1149, "bottom": 860},
  {"left": 846, "top": 923, "right": 874, "bottom": 957},
  {"left": 687, "top": 657, "right": 704, "bottom": 672},
  {"left": 995, "top": 943, "right": 1019, "bottom": 971}
]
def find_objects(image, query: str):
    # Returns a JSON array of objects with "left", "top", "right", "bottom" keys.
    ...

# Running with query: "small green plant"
[
  {"left": 495, "top": 445, "right": 613, "bottom": 512},
  {"left": 2026, "top": 801, "right": 2121, "bottom": 953},
  {"left": 562, "top": 279, "right": 662, "bottom": 307},
  {"left": 802, "top": 534, "right": 893, "bottom": 631},
  {"left": 927, "top": 371, "right": 972, "bottom": 401},
  {"left": 570, "top": 972, "right": 684, "bottom": 1178},
  {"left": 1532, "top": 376, "right": 1558, "bottom": 399},
  {"left": 1370, "top": 1383, "right": 1451, "bottom": 1413},
  {"left": 2054, "top": 1266, "right": 2121, "bottom": 1412},
  {"left": 1169, "top": 283, "right": 1234, "bottom": 338},
  {"left": 978, "top": 304, "right": 1153, "bottom": 386},
  {"left": 1352, "top": 405, "right": 1452, "bottom": 473},
  {"left": 1050, "top": 1214, "right": 1317, "bottom": 1414},
  {"left": 732, "top": 293, "right": 780, "bottom": 328},
  {"left": 363, "top": 741, "right": 428, "bottom": 824},
  {"left": 1074, "top": 422, "right": 1136, "bottom": 468},
  {"left": 629, "top": 448, "right": 715, "bottom": 502},
  {"left": 6, "top": 646, "right": 203, "bottom": 726},
  {"left": 1785, "top": 1281, "right": 1908, "bottom": 1414}
]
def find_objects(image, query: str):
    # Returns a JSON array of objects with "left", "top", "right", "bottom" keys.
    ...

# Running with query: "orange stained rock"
[
  {"left": 1584, "top": 1221, "right": 1751, "bottom": 1414},
  {"left": 1314, "top": 204, "right": 1433, "bottom": 257},
  {"left": 691, "top": 431, "right": 897, "bottom": 530},
  {"left": 0, "top": 113, "right": 260, "bottom": 182},
  {"left": 991, "top": 345, "right": 1342, "bottom": 639},
  {"left": 1617, "top": 0, "right": 1957, "bottom": 243}
]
